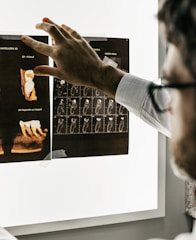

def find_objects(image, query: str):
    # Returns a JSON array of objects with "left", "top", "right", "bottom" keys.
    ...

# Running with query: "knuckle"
[
  {"left": 48, "top": 24, "right": 57, "bottom": 32},
  {"left": 54, "top": 46, "right": 64, "bottom": 58},
  {"left": 34, "top": 42, "right": 43, "bottom": 51},
  {"left": 71, "top": 30, "right": 77, "bottom": 35}
]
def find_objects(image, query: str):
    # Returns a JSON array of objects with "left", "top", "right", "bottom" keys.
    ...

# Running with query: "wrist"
[{"left": 93, "top": 63, "right": 125, "bottom": 98}]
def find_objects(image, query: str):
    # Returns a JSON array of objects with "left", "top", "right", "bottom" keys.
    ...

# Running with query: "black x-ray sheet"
[
  {"left": 53, "top": 37, "right": 129, "bottom": 158},
  {"left": 0, "top": 35, "right": 50, "bottom": 162}
]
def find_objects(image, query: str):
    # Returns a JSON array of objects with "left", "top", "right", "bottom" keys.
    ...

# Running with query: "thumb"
[{"left": 33, "top": 65, "right": 59, "bottom": 77}]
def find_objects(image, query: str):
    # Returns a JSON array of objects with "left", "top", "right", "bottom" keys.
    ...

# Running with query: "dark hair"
[{"left": 158, "top": 0, "right": 196, "bottom": 79}]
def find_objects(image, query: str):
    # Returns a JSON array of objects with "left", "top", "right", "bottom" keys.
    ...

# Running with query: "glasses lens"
[{"left": 152, "top": 87, "right": 172, "bottom": 112}]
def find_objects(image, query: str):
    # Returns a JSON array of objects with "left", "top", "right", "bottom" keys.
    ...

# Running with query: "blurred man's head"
[
  {"left": 158, "top": 0, "right": 196, "bottom": 180},
  {"left": 158, "top": 0, "right": 196, "bottom": 78}
]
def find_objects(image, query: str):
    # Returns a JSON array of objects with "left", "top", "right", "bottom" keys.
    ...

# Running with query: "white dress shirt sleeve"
[{"left": 115, "top": 73, "right": 171, "bottom": 137}]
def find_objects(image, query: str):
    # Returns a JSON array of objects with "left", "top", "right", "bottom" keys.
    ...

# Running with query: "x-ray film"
[
  {"left": 0, "top": 35, "right": 50, "bottom": 162},
  {"left": 52, "top": 37, "right": 129, "bottom": 158}
]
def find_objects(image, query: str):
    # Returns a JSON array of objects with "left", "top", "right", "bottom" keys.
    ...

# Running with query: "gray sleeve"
[{"left": 115, "top": 73, "right": 171, "bottom": 137}]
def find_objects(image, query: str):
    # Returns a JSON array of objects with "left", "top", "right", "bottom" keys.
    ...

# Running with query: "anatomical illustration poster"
[
  {"left": 53, "top": 37, "right": 129, "bottom": 158},
  {"left": 0, "top": 35, "right": 50, "bottom": 162}
]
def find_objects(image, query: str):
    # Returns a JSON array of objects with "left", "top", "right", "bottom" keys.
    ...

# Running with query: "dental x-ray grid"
[{"left": 52, "top": 37, "right": 129, "bottom": 158}]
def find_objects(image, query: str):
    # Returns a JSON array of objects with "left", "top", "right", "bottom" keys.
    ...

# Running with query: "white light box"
[{"left": 0, "top": 0, "right": 166, "bottom": 236}]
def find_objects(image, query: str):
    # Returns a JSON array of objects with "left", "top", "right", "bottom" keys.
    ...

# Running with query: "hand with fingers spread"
[{"left": 21, "top": 18, "right": 125, "bottom": 98}]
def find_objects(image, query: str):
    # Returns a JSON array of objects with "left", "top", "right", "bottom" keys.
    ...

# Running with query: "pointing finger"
[
  {"left": 33, "top": 65, "right": 63, "bottom": 79},
  {"left": 21, "top": 35, "right": 52, "bottom": 56},
  {"left": 35, "top": 21, "right": 66, "bottom": 43},
  {"left": 42, "top": 17, "right": 72, "bottom": 39},
  {"left": 61, "top": 24, "right": 82, "bottom": 40}
]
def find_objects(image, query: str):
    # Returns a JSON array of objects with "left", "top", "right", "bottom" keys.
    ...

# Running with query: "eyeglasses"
[{"left": 148, "top": 78, "right": 196, "bottom": 113}]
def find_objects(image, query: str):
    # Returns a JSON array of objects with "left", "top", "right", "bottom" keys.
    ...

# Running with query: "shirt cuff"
[{"left": 115, "top": 73, "right": 150, "bottom": 118}]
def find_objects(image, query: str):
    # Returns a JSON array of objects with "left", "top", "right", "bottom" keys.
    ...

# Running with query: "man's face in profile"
[{"left": 160, "top": 31, "right": 196, "bottom": 180}]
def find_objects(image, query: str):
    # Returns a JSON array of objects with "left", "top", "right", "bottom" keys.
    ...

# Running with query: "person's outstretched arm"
[
  {"left": 21, "top": 17, "right": 125, "bottom": 98},
  {"left": 22, "top": 17, "right": 170, "bottom": 136}
]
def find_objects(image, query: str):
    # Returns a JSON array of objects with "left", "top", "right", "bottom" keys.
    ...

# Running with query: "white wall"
[{"left": 1, "top": 0, "right": 158, "bottom": 78}]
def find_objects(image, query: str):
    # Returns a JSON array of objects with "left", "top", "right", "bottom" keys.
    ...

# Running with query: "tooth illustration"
[
  {"left": 57, "top": 99, "right": 65, "bottom": 115},
  {"left": 107, "top": 99, "right": 114, "bottom": 115},
  {"left": 82, "top": 118, "right": 90, "bottom": 133},
  {"left": 70, "top": 99, "right": 77, "bottom": 115},
  {"left": 70, "top": 118, "right": 77, "bottom": 133},
  {"left": 95, "top": 117, "right": 102, "bottom": 133},
  {"left": 95, "top": 99, "right": 102, "bottom": 115},
  {"left": 118, "top": 117, "right": 125, "bottom": 132},
  {"left": 11, "top": 120, "right": 48, "bottom": 153},
  {"left": 56, "top": 118, "right": 65, "bottom": 134},
  {"left": 20, "top": 69, "right": 37, "bottom": 101},
  {"left": 107, "top": 117, "right": 114, "bottom": 132},
  {"left": 82, "top": 99, "right": 90, "bottom": 115}
]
